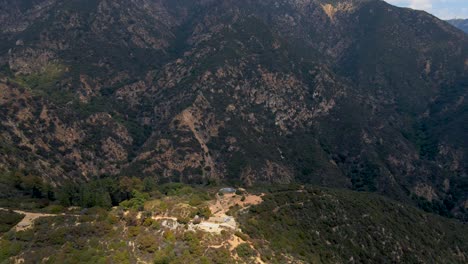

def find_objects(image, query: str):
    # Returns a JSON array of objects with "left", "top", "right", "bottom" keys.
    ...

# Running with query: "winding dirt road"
[{"left": 1, "top": 208, "right": 60, "bottom": 232}]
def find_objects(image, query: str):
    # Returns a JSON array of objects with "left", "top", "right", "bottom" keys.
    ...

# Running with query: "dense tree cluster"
[{"left": 0, "top": 171, "right": 161, "bottom": 209}]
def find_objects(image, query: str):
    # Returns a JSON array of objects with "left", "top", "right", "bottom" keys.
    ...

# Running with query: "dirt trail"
[
  {"left": 209, "top": 193, "right": 263, "bottom": 218},
  {"left": 151, "top": 216, "right": 178, "bottom": 221},
  {"left": 208, "top": 234, "right": 266, "bottom": 264},
  {"left": 146, "top": 192, "right": 264, "bottom": 235},
  {"left": 0, "top": 208, "right": 56, "bottom": 232},
  {"left": 209, "top": 193, "right": 265, "bottom": 263}
]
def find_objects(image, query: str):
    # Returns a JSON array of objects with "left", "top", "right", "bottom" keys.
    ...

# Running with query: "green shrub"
[
  {"left": 128, "top": 226, "right": 141, "bottom": 237},
  {"left": 235, "top": 243, "right": 255, "bottom": 258},
  {"left": 159, "top": 183, "right": 193, "bottom": 196},
  {"left": 49, "top": 228, "right": 67, "bottom": 245},
  {"left": 151, "top": 221, "right": 161, "bottom": 230},
  {"left": 45, "top": 204, "right": 65, "bottom": 214},
  {"left": 106, "top": 214, "right": 119, "bottom": 225},
  {"left": 235, "top": 231, "right": 248, "bottom": 241},
  {"left": 188, "top": 196, "right": 203, "bottom": 206},
  {"left": 154, "top": 249, "right": 175, "bottom": 264},
  {"left": 144, "top": 199, "right": 168, "bottom": 213},
  {"left": 0, "top": 239, "right": 22, "bottom": 261},
  {"left": 177, "top": 217, "right": 190, "bottom": 225},
  {"left": 143, "top": 218, "right": 155, "bottom": 227},
  {"left": 164, "top": 230, "right": 176, "bottom": 243},
  {"left": 15, "top": 229, "right": 34, "bottom": 242},
  {"left": 113, "top": 250, "right": 131, "bottom": 264},
  {"left": 0, "top": 210, "right": 24, "bottom": 233},
  {"left": 120, "top": 191, "right": 150, "bottom": 211},
  {"left": 196, "top": 206, "right": 212, "bottom": 219},
  {"left": 204, "top": 247, "right": 232, "bottom": 264},
  {"left": 137, "top": 234, "right": 158, "bottom": 253}
]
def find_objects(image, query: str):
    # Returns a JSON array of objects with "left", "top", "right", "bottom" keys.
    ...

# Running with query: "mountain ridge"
[{"left": 447, "top": 19, "right": 468, "bottom": 33}]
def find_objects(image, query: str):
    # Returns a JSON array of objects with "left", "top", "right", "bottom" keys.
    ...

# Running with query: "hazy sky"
[{"left": 384, "top": 0, "right": 468, "bottom": 19}]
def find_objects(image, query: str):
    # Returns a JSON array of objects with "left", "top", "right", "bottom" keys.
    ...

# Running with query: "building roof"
[{"left": 219, "top": 187, "right": 236, "bottom": 193}]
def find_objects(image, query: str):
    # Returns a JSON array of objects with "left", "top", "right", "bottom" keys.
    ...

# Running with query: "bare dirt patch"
[{"left": 209, "top": 193, "right": 264, "bottom": 217}]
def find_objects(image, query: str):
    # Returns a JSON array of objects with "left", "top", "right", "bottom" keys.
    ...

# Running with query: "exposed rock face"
[{"left": 0, "top": 0, "right": 466, "bottom": 218}]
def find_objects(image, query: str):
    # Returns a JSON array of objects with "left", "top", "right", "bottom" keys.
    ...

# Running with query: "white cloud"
[
  {"left": 408, "top": 0, "right": 433, "bottom": 10},
  {"left": 385, "top": 0, "right": 409, "bottom": 5},
  {"left": 436, "top": 7, "right": 468, "bottom": 19},
  {"left": 385, "top": 0, "right": 433, "bottom": 11},
  {"left": 384, "top": 0, "right": 468, "bottom": 19}
]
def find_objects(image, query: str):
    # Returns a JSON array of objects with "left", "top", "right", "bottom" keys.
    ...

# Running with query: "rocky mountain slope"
[
  {"left": 447, "top": 19, "right": 468, "bottom": 33},
  {"left": 0, "top": 0, "right": 467, "bottom": 219}
]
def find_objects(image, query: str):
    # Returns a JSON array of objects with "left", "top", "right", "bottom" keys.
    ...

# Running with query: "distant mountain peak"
[{"left": 447, "top": 18, "right": 468, "bottom": 33}]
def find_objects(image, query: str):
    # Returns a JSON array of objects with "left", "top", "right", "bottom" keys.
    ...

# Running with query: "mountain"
[
  {"left": 447, "top": 19, "right": 468, "bottom": 33},
  {"left": 0, "top": 0, "right": 467, "bottom": 220}
]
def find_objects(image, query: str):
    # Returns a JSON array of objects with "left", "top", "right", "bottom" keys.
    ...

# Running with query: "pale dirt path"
[
  {"left": 0, "top": 208, "right": 56, "bottom": 232},
  {"left": 151, "top": 216, "right": 178, "bottom": 221},
  {"left": 206, "top": 192, "right": 266, "bottom": 264},
  {"left": 150, "top": 215, "right": 233, "bottom": 234},
  {"left": 143, "top": 192, "right": 264, "bottom": 235},
  {"left": 209, "top": 192, "right": 264, "bottom": 218},
  {"left": 0, "top": 208, "right": 78, "bottom": 232},
  {"left": 206, "top": 192, "right": 264, "bottom": 231},
  {"left": 208, "top": 234, "right": 266, "bottom": 264}
]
